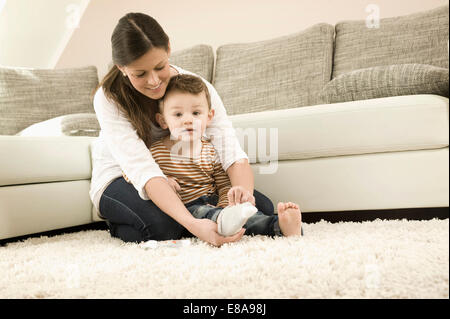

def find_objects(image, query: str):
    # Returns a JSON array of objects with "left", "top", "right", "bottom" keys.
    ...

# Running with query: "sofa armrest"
[{"left": 0, "top": 135, "right": 96, "bottom": 186}]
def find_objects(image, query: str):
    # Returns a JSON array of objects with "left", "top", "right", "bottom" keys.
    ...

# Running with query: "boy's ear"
[
  {"left": 155, "top": 113, "right": 168, "bottom": 129},
  {"left": 207, "top": 109, "right": 215, "bottom": 125}
]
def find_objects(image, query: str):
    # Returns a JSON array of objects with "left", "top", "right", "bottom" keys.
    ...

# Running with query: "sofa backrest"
[
  {"left": 170, "top": 44, "right": 215, "bottom": 83},
  {"left": 333, "top": 5, "right": 449, "bottom": 79},
  {"left": 212, "top": 23, "right": 335, "bottom": 115},
  {"left": 0, "top": 66, "right": 98, "bottom": 135},
  {"left": 1, "top": 6, "right": 447, "bottom": 137}
]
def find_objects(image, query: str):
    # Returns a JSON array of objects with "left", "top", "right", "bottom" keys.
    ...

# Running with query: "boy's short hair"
[{"left": 159, "top": 74, "right": 211, "bottom": 111}]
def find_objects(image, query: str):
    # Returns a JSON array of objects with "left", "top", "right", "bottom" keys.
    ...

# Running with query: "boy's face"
[{"left": 156, "top": 90, "right": 214, "bottom": 142}]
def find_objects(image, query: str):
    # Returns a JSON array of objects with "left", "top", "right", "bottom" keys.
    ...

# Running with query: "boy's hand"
[
  {"left": 123, "top": 174, "right": 184, "bottom": 202},
  {"left": 122, "top": 172, "right": 131, "bottom": 183},
  {"left": 227, "top": 186, "right": 256, "bottom": 206},
  {"left": 167, "top": 177, "right": 182, "bottom": 200},
  {"left": 167, "top": 176, "right": 181, "bottom": 192}
]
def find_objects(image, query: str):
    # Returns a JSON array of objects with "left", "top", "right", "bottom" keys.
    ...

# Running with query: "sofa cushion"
[
  {"left": 213, "top": 23, "right": 334, "bottom": 115},
  {"left": 333, "top": 5, "right": 449, "bottom": 78},
  {"left": 319, "top": 64, "right": 449, "bottom": 104},
  {"left": 0, "top": 65, "right": 99, "bottom": 135},
  {"left": 230, "top": 94, "right": 449, "bottom": 163},
  {"left": 170, "top": 44, "right": 214, "bottom": 83},
  {"left": 0, "top": 181, "right": 94, "bottom": 240},
  {"left": 16, "top": 113, "right": 100, "bottom": 137},
  {"left": 0, "top": 135, "right": 95, "bottom": 187}
]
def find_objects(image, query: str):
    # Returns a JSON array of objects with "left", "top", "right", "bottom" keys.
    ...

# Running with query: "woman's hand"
[
  {"left": 227, "top": 186, "right": 256, "bottom": 206},
  {"left": 188, "top": 218, "right": 245, "bottom": 247}
]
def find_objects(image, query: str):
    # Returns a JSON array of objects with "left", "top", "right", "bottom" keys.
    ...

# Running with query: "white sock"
[{"left": 217, "top": 202, "right": 258, "bottom": 236}]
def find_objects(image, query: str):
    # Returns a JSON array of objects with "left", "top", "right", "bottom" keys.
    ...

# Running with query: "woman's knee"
[
  {"left": 107, "top": 222, "right": 147, "bottom": 243},
  {"left": 99, "top": 181, "right": 186, "bottom": 242},
  {"left": 146, "top": 212, "right": 186, "bottom": 240},
  {"left": 113, "top": 207, "right": 187, "bottom": 242},
  {"left": 106, "top": 211, "right": 186, "bottom": 242}
]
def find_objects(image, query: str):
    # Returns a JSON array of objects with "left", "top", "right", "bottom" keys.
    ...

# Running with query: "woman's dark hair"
[{"left": 95, "top": 12, "right": 169, "bottom": 147}]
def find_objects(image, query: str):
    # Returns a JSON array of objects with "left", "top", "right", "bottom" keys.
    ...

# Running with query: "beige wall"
[
  {"left": 0, "top": 0, "right": 89, "bottom": 68},
  {"left": 55, "top": 0, "right": 449, "bottom": 78}
]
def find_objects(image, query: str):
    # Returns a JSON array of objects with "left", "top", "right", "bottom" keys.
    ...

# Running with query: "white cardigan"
[{"left": 89, "top": 65, "right": 248, "bottom": 212}]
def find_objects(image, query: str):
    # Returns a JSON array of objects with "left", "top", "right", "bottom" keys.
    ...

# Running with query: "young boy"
[{"left": 124, "top": 74, "right": 303, "bottom": 238}]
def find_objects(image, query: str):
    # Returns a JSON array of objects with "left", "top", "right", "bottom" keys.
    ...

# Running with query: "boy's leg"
[
  {"left": 187, "top": 199, "right": 257, "bottom": 237},
  {"left": 185, "top": 196, "right": 303, "bottom": 237},
  {"left": 244, "top": 210, "right": 304, "bottom": 237},
  {"left": 186, "top": 196, "right": 222, "bottom": 222},
  {"left": 243, "top": 212, "right": 282, "bottom": 237},
  {"left": 204, "top": 190, "right": 275, "bottom": 216}
]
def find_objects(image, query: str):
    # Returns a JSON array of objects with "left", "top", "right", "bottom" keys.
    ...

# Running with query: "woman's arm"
[
  {"left": 144, "top": 177, "right": 196, "bottom": 228},
  {"left": 199, "top": 77, "right": 255, "bottom": 205},
  {"left": 94, "top": 87, "right": 166, "bottom": 200},
  {"left": 226, "top": 158, "right": 254, "bottom": 193},
  {"left": 226, "top": 158, "right": 256, "bottom": 206}
]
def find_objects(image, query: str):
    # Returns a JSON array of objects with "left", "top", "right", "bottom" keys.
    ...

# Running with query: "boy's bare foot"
[{"left": 277, "top": 202, "right": 302, "bottom": 237}]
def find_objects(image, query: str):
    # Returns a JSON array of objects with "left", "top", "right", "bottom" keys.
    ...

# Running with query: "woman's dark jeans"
[{"left": 99, "top": 177, "right": 275, "bottom": 243}]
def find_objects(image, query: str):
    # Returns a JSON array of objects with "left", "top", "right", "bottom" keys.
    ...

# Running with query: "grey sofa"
[{"left": 1, "top": 5, "right": 448, "bottom": 240}]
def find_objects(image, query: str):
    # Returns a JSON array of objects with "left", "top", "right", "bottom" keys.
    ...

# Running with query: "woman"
[{"left": 89, "top": 12, "right": 274, "bottom": 247}]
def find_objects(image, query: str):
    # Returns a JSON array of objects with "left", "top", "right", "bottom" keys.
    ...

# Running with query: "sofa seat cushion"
[
  {"left": 0, "top": 181, "right": 93, "bottom": 240},
  {"left": 0, "top": 135, "right": 95, "bottom": 187},
  {"left": 333, "top": 5, "right": 449, "bottom": 78},
  {"left": 213, "top": 23, "right": 334, "bottom": 115},
  {"left": 230, "top": 94, "right": 449, "bottom": 163}
]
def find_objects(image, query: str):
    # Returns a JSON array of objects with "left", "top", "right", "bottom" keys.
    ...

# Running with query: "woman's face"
[{"left": 118, "top": 46, "right": 172, "bottom": 100}]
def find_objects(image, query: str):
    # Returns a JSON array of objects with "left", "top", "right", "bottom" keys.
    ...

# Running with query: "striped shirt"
[{"left": 124, "top": 138, "right": 232, "bottom": 207}]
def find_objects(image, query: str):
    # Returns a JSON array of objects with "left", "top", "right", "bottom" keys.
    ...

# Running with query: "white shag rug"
[{"left": 1, "top": 218, "right": 448, "bottom": 299}]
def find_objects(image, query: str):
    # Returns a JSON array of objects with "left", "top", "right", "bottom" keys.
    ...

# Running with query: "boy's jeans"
[{"left": 186, "top": 194, "right": 283, "bottom": 237}]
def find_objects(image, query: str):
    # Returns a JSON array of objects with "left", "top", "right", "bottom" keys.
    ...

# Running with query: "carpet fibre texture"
[{"left": 1, "top": 218, "right": 448, "bottom": 299}]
